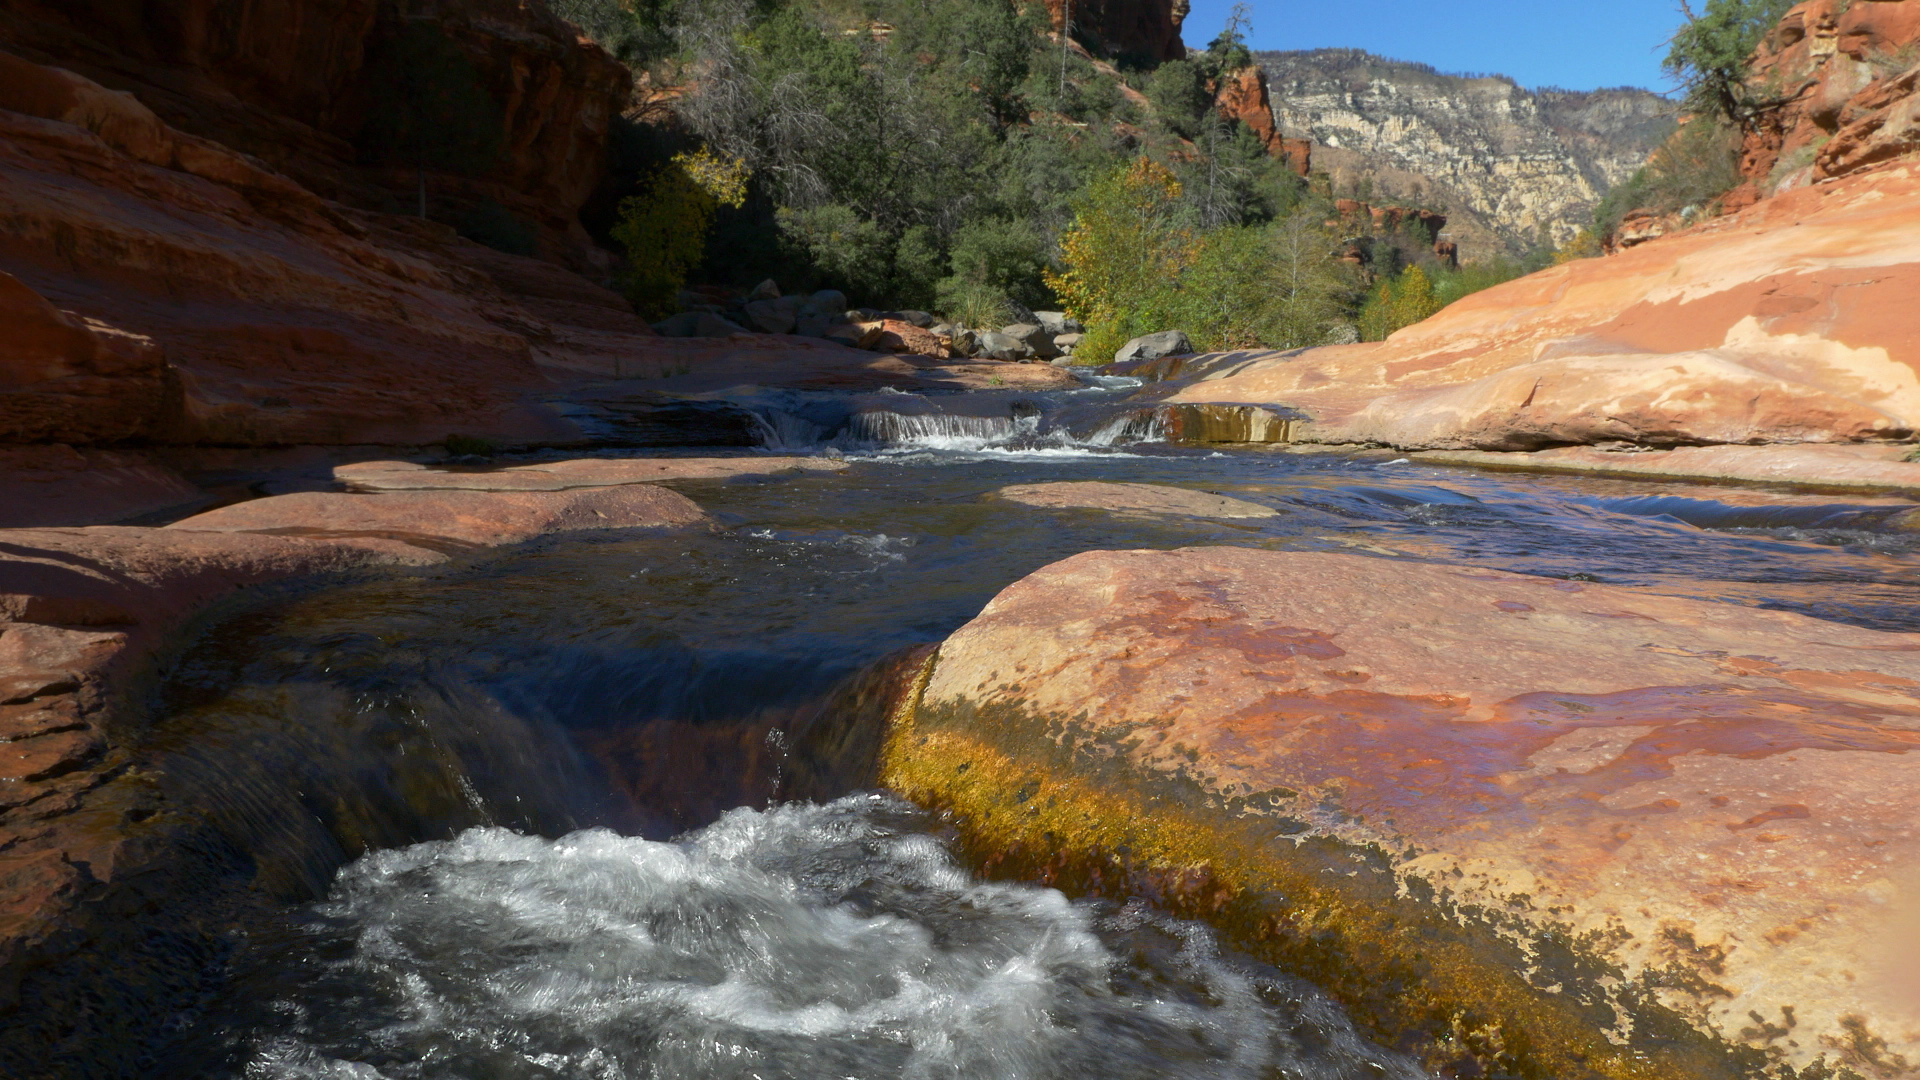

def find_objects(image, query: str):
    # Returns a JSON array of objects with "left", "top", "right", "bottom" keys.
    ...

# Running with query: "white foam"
[{"left": 229, "top": 796, "right": 1429, "bottom": 1080}]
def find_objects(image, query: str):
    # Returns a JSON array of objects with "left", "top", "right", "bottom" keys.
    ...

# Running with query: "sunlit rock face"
[
  {"left": 892, "top": 546, "right": 1920, "bottom": 1080},
  {"left": 1258, "top": 50, "right": 1674, "bottom": 258},
  {"left": 1742, "top": 0, "right": 1920, "bottom": 201},
  {"left": 1150, "top": 161, "right": 1920, "bottom": 453}
]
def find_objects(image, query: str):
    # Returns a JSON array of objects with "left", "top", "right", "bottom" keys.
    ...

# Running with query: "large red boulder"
[{"left": 888, "top": 547, "right": 1920, "bottom": 1079}]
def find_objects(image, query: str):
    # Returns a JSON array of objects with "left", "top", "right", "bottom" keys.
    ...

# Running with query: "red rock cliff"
[
  {"left": 0, "top": 0, "right": 630, "bottom": 263},
  {"left": 1737, "top": 0, "right": 1920, "bottom": 201},
  {"left": 1211, "top": 64, "right": 1310, "bottom": 175},
  {"left": 1042, "top": 0, "right": 1187, "bottom": 63}
]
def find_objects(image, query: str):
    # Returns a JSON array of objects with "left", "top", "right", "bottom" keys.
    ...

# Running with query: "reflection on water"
[
  {"left": 187, "top": 797, "right": 1427, "bottom": 1080},
  {"left": 152, "top": 444, "right": 1920, "bottom": 1075}
]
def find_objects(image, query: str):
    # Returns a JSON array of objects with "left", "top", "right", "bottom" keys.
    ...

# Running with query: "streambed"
[{"left": 145, "top": 438, "right": 1920, "bottom": 1078}]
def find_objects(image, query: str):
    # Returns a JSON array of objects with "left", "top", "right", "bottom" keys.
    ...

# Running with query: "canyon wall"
[
  {"left": 1042, "top": 0, "right": 1187, "bottom": 64},
  {"left": 0, "top": 0, "right": 630, "bottom": 265},
  {"left": 1258, "top": 49, "right": 1674, "bottom": 258},
  {"left": 1737, "top": 0, "right": 1920, "bottom": 203}
]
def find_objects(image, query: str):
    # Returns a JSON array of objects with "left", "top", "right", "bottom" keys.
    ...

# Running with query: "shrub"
[
  {"left": 936, "top": 217, "right": 1052, "bottom": 323},
  {"left": 613, "top": 149, "right": 750, "bottom": 317},
  {"left": 1049, "top": 159, "right": 1350, "bottom": 362},
  {"left": 1358, "top": 265, "right": 1442, "bottom": 342},
  {"left": 1551, "top": 229, "right": 1605, "bottom": 264},
  {"left": 1593, "top": 116, "right": 1743, "bottom": 239},
  {"left": 547, "top": 0, "right": 679, "bottom": 68},
  {"left": 1045, "top": 159, "right": 1195, "bottom": 353},
  {"left": 1146, "top": 59, "right": 1210, "bottom": 138}
]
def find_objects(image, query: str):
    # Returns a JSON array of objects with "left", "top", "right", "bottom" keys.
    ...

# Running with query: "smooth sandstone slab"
[
  {"left": 1149, "top": 162, "right": 1920, "bottom": 453},
  {"left": 1417, "top": 443, "right": 1920, "bottom": 494},
  {"left": 334, "top": 456, "right": 847, "bottom": 493},
  {"left": 169, "top": 485, "right": 707, "bottom": 547},
  {"left": 888, "top": 547, "right": 1920, "bottom": 1080},
  {"left": 996, "top": 481, "right": 1280, "bottom": 519}
]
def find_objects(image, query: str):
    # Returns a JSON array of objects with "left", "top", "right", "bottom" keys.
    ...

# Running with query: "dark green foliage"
[
  {"left": 564, "top": 0, "right": 1332, "bottom": 331},
  {"left": 937, "top": 216, "right": 1053, "bottom": 317},
  {"left": 1146, "top": 59, "right": 1209, "bottom": 138},
  {"left": 1664, "top": 0, "right": 1796, "bottom": 126},
  {"left": 1196, "top": 2, "right": 1253, "bottom": 84},
  {"left": 359, "top": 20, "right": 503, "bottom": 209},
  {"left": 548, "top": 0, "right": 680, "bottom": 67}
]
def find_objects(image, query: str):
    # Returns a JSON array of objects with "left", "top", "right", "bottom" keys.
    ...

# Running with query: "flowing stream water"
[{"left": 144, "top": 404, "right": 1920, "bottom": 1079}]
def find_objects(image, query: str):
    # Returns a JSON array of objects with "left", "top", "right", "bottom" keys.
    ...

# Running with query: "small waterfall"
[
  {"left": 839, "top": 409, "right": 1041, "bottom": 450},
  {"left": 751, "top": 408, "right": 828, "bottom": 451},
  {"left": 743, "top": 390, "right": 1307, "bottom": 454},
  {"left": 1082, "top": 409, "right": 1167, "bottom": 447}
]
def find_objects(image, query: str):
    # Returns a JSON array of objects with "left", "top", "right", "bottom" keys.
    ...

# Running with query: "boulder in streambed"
[
  {"left": 884, "top": 547, "right": 1920, "bottom": 1080},
  {"left": 170, "top": 485, "right": 707, "bottom": 548},
  {"left": 1113, "top": 329, "right": 1193, "bottom": 364},
  {"left": 1034, "top": 311, "right": 1084, "bottom": 336},
  {"left": 996, "top": 482, "right": 1278, "bottom": 519},
  {"left": 1001, "top": 323, "right": 1060, "bottom": 359},
  {"left": 973, "top": 331, "right": 1027, "bottom": 362}
]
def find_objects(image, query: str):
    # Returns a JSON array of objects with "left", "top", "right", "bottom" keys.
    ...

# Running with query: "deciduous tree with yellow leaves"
[{"left": 613, "top": 149, "right": 751, "bottom": 317}]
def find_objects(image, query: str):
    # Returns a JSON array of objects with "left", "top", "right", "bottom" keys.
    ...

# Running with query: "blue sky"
[{"left": 1183, "top": 0, "right": 1687, "bottom": 92}]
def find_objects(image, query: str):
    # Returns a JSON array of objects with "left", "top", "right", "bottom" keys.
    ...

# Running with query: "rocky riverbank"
[{"left": 0, "top": 455, "right": 841, "bottom": 1072}]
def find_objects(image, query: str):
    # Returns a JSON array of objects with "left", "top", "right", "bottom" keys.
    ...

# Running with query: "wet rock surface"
[
  {"left": 0, "top": 469, "right": 720, "bottom": 1073},
  {"left": 1416, "top": 442, "right": 1920, "bottom": 492},
  {"left": 888, "top": 547, "right": 1920, "bottom": 1079},
  {"left": 996, "top": 482, "right": 1279, "bottom": 519},
  {"left": 0, "top": 447, "right": 206, "bottom": 529},
  {"left": 169, "top": 485, "right": 709, "bottom": 548},
  {"left": 332, "top": 456, "right": 848, "bottom": 493}
]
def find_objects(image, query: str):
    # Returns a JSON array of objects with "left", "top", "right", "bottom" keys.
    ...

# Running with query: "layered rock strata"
[
  {"left": 1258, "top": 50, "right": 1674, "bottom": 256},
  {"left": 0, "top": 0, "right": 631, "bottom": 262},
  {"left": 0, "top": 50, "right": 1065, "bottom": 458},
  {"left": 885, "top": 547, "right": 1920, "bottom": 1079},
  {"left": 1739, "top": 0, "right": 1920, "bottom": 201}
]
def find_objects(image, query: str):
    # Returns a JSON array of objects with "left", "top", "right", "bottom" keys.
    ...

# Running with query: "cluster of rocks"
[
  {"left": 942, "top": 310, "right": 1086, "bottom": 364},
  {"left": 651, "top": 281, "right": 1096, "bottom": 365},
  {"left": 652, "top": 280, "right": 857, "bottom": 341}
]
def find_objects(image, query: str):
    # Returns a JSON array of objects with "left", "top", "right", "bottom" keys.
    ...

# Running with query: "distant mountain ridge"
[{"left": 1254, "top": 49, "right": 1675, "bottom": 258}]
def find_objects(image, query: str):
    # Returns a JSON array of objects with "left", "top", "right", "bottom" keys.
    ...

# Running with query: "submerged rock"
[
  {"left": 335, "top": 456, "right": 847, "bottom": 493},
  {"left": 886, "top": 547, "right": 1920, "bottom": 1080},
  {"left": 996, "top": 482, "right": 1278, "bottom": 519},
  {"left": 169, "top": 485, "right": 707, "bottom": 548}
]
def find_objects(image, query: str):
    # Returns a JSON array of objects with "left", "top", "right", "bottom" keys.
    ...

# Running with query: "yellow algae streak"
[{"left": 879, "top": 657, "right": 1779, "bottom": 1080}]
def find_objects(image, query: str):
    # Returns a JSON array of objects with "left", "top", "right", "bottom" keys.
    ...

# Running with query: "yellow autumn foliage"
[{"left": 613, "top": 149, "right": 750, "bottom": 318}]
